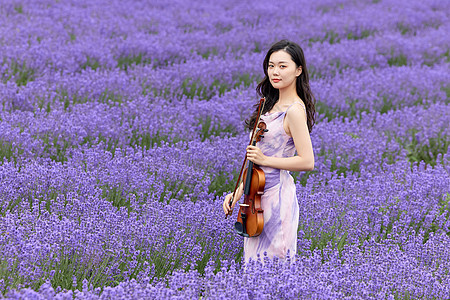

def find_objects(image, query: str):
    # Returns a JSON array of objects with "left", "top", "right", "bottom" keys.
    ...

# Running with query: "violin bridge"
[{"left": 239, "top": 203, "right": 250, "bottom": 207}]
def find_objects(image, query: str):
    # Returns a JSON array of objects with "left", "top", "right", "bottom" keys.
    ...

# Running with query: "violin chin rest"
[
  {"left": 234, "top": 221, "right": 244, "bottom": 234},
  {"left": 234, "top": 222, "right": 249, "bottom": 237}
]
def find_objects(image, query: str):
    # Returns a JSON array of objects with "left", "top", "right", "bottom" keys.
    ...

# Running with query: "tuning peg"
[{"left": 263, "top": 129, "right": 269, "bottom": 132}]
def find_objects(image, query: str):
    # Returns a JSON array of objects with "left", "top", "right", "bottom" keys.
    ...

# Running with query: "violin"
[{"left": 226, "top": 98, "right": 267, "bottom": 237}]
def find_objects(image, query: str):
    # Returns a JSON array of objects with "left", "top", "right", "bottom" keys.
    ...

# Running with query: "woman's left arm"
[{"left": 246, "top": 104, "right": 314, "bottom": 172}]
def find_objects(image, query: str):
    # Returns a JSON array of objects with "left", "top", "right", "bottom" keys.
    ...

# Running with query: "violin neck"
[{"left": 244, "top": 140, "right": 257, "bottom": 195}]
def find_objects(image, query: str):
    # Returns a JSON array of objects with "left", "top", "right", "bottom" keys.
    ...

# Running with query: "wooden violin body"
[{"left": 235, "top": 157, "right": 265, "bottom": 237}]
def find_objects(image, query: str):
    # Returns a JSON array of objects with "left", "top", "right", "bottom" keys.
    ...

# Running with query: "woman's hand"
[
  {"left": 246, "top": 145, "right": 267, "bottom": 166},
  {"left": 223, "top": 193, "right": 238, "bottom": 215}
]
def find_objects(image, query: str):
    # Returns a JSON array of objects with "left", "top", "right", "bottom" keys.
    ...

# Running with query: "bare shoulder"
[
  {"left": 284, "top": 102, "right": 308, "bottom": 136},
  {"left": 285, "top": 102, "right": 307, "bottom": 121}
]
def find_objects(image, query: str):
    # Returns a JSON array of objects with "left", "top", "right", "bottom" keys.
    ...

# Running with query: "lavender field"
[{"left": 0, "top": 0, "right": 449, "bottom": 299}]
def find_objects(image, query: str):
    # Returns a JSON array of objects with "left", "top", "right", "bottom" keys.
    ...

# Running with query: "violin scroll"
[{"left": 254, "top": 121, "right": 267, "bottom": 143}]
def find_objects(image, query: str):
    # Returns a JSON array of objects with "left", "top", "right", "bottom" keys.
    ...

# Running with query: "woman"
[{"left": 223, "top": 39, "right": 316, "bottom": 262}]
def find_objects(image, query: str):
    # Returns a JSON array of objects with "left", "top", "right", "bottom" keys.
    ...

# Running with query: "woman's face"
[{"left": 267, "top": 50, "right": 302, "bottom": 91}]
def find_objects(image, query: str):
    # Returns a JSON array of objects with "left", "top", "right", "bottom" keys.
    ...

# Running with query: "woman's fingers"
[
  {"left": 223, "top": 192, "right": 242, "bottom": 214},
  {"left": 223, "top": 199, "right": 229, "bottom": 214},
  {"left": 246, "top": 147, "right": 255, "bottom": 161},
  {"left": 246, "top": 145, "right": 263, "bottom": 164},
  {"left": 223, "top": 194, "right": 233, "bottom": 214},
  {"left": 247, "top": 146, "right": 260, "bottom": 154}
]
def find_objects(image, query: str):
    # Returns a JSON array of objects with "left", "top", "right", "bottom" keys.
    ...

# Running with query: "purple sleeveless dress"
[{"left": 243, "top": 101, "right": 306, "bottom": 262}]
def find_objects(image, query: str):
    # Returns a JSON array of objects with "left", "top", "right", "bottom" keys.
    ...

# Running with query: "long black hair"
[{"left": 246, "top": 40, "right": 316, "bottom": 133}]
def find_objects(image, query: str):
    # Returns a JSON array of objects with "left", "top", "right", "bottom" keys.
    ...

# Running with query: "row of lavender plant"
[
  {"left": 6, "top": 233, "right": 450, "bottom": 299},
  {"left": 1, "top": 0, "right": 449, "bottom": 298}
]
